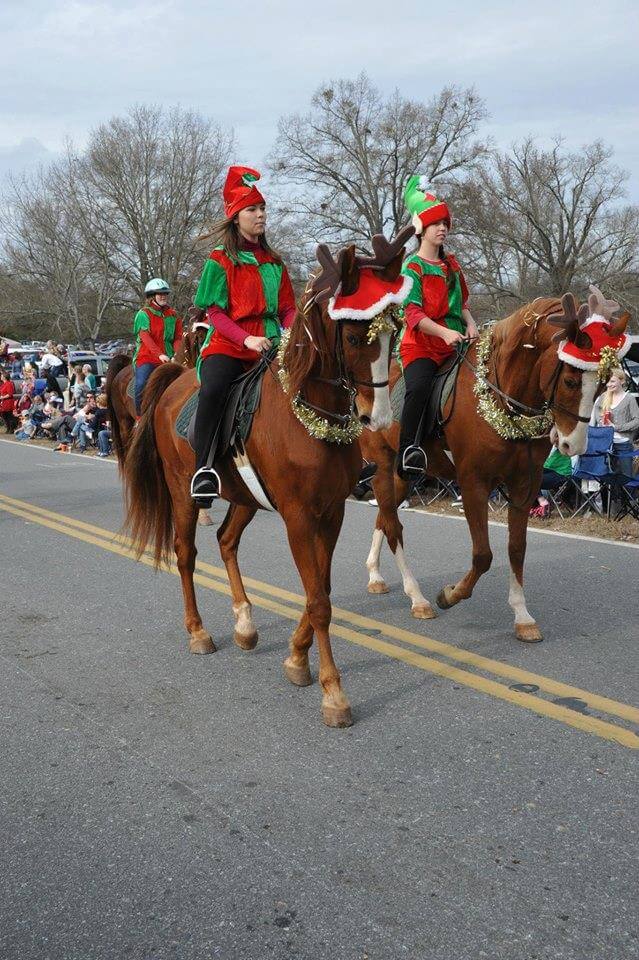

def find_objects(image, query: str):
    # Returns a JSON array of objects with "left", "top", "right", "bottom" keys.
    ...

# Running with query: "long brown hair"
[{"left": 199, "top": 216, "right": 282, "bottom": 264}]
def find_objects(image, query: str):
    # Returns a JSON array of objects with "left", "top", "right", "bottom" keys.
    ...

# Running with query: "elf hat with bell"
[
  {"left": 404, "top": 175, "right": 451, "bottom": 234},
  {"left": 223, "top": 166, "right": 265, "bottom": 219}
]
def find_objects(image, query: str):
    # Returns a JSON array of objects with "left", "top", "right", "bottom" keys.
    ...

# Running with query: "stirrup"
[
  {"left": 190, "top": 467, "right": 221, "bottom": 505},
  {"left": 401, "top": 445, "right": 428, "bottom": 474}
]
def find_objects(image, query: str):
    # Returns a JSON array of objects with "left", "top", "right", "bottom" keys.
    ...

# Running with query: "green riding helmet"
[{"left": 144, "top": 277, "right": 171, "bottom": 295}]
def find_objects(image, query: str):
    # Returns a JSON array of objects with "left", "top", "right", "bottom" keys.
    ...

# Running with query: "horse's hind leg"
[
  {"left": 172, "top": 486, "right": 216, "bottom": 654},
  {"left": 437, "top": 477, "right": 493, "bottom": 609},
  {"left": 283, "top": 505, "right": 352, "bottom": 728},
  {"left": 217, "top": 503, "right": 259, "bottom": 649},
  {"left": 506, "top": 495, "right": 542, "bottom": 643}
]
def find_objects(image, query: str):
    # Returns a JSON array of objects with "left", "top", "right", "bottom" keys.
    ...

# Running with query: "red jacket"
[{"left": 0, "top": 379, "right": 15, "bottom": 413}]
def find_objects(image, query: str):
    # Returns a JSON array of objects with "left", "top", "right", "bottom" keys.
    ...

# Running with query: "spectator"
[
  {"left": 70, "top": 396, "right": 97, "bottom": 451},
  {"left": 530, "top": 446, "right": 573, "bottom": 518},
  {"left": 72, "top": 368, "right": 89, "bottom": 407},
  {"left": 9, "top": 354, "right": 22, "bottom": 378},
  {"left": 82, "top": 363, "right": 98, "bottom": 392},
  {"left": 0, "top": 368, "right": 17, "bottom": 433},
  {"left": 591, "top": 367, "right": 639, "bottom": 477},
  {"left": 40, "top": 342, "right": 65, "bottom": 379},
  {"left": 97, "top": 423, "right": 112, "bottom": 456}
]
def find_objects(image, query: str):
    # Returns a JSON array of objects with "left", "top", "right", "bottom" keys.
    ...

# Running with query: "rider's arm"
[
  {"left": 171, "top": 317, "right": 183, "bottom": 355},
  {"left": 138, "top": 330, "right": 163, "bottom": 360},
  {"left": 205, "top": 305, "right": 250, "bottom": 347}
]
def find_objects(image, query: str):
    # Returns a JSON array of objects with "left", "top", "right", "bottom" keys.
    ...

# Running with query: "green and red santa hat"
[
  {"left": 404, "top": 175, "right": 451, "bottom": 235},
  {"left": 223, "top": 166, "right": 265, "bottom": 218}
]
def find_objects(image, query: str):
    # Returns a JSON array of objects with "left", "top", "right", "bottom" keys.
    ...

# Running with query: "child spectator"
[{"left": 0, "top": 369, "right": 17, "bottom": 433}]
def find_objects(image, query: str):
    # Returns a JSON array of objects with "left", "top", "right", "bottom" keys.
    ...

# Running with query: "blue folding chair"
[
  {"left": 608, "top": 447, "right": 639, "bottom": 521},
  {"left": 570, "top": 426, "right": 615, "bottom": 517}
]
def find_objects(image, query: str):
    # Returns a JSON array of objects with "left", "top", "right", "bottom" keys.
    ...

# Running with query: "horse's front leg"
[
  {"left": 506, "top": 492, "right": 543, "bottom": 643},
  {"left": 437, "top": 476, "right": 493, "bottom": 609},
  {"left": 217, "top": 503, "right": 259, "bottom": 649},
  {"left": 172, "top": 487, "right": 216, "bottom": 654},
  {"left": 283, "top": 505, "right": 352, "bottom": 728}
]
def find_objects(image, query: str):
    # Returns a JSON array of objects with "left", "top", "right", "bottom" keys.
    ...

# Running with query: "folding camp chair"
[
  {"left": 569, "top": 426, "right": 615, "bottom": 518},
  {"left": 607, "top": 447, "right": 639, "bottom": 521}
]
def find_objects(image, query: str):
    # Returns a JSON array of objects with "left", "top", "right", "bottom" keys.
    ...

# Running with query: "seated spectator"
[
  {"left": 71, "top": 368, "right": 89, "bottom": 408},
  {"left": 530, "top": 446, "right": 573, "bottom": 518},
  {"left": 15, "top": 411, "right": 33, "bottom": 440},
  {"left": 52, "top": 411, "right": 77, "bottom": 448},
  {"left": 0, "top": 368, "right": 17, "bottom": 433},
  {"left": 97, "top": 424, "right": 112, "bottom": 457},
  {"left": 41, "top": 395, "right": 65, "bottom": 439},
  {"left": 26, "top": 394, "right": 47, "bottom": 437},
  {"left": 591, "top": 367, "right": 639, "bottom": 478},
  {"left": 71, "top": 396, "right": 98, "bottom": 451}
]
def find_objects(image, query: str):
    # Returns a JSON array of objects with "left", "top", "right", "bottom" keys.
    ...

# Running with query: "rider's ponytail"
[{"left": 438, "top": 245, "right": 456, "bottom": 291}]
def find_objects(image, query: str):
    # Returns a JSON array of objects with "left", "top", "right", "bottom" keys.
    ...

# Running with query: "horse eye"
[
  {"left": 346, "top": 334, "right": 359, "bottom": 346},
  {"left": 564, "top": 377, "right": 580, "bottom": 389}
]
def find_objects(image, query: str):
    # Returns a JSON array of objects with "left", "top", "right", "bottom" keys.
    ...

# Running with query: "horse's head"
[
  {"left": 310, "top": 227, "right": 414, "bottom": 431},
  {"left": 545, "top": 291, "right": 631, "bottom": 456},
  {"left": 176, "top": 306, "right": 209, "bottom": 368}
]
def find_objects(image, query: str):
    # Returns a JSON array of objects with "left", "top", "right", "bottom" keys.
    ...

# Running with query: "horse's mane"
[
  {"left": 491, "top": 297, "right": 563, "bottom": 357},
  {"left": 281, "top": 298, "right": 336, "bottom": 399}
]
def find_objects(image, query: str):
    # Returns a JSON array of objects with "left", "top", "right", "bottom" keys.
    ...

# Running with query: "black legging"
[
  {"left": 398, "top": 357, "right": 438, "bottom": 462},
  {"left": 193, "top": 354, "right": 246, "bottom": 471}
]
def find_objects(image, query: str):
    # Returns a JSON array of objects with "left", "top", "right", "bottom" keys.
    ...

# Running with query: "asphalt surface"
[{"left": 1, "top": 437, "right": 638, "bottom": 960}]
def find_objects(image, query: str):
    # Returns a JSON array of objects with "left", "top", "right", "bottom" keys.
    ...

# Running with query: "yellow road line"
[
  {"left": 1, "top": 494, "right": 637, "bottom": 750},
  {"left": 2, "top": 491, "right": 637, "bottom": 727}
]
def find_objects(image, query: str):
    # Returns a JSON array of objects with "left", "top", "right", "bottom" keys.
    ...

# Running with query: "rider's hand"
[
  {"left": 465, "top": 322, "right": 480, "bottom": 341},
  {"left": 158, "top": 354, "right": 170, "bottom": 363},
  {"left": 439, "top": 327, "right": 467, "bottom": 347},
  {"left": 244, "top": 336, "right": 272, "bottom": 354}
]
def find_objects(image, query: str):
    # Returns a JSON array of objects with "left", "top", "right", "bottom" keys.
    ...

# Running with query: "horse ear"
[
  {"left": 340, "top": 245, "right": 360, "bottom": 296},
  {"left": 608, "top": 310, "right": 630, "bottom": 338},
  {"left": 379, "top": 251, "right": 403, "bottom": 282}
]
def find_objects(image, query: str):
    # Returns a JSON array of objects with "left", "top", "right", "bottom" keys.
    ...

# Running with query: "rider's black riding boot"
[
  {"left": 191, "top": 354, "right": 244, "bottom": 507},
  {"left": 397, "top": 357, "right": 437, "bottom": 480}
]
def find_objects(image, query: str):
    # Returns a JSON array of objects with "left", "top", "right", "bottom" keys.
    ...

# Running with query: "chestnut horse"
[
  {"left": 119, "top": 233, "right": 412, "bottom": 727},
  {"left": 360, "top": 295, "right": 625, "bottom": 641}
]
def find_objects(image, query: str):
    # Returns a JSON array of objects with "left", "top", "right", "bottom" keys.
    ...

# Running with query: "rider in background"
[
  {"left": 396, "top": 178, "right": 479, "bottom": 478},
  {"left": 189, "top": 166, "right": 296, "bottom": 505},
  {"left": 132, "top": 278, "right": 183, "bottom": 418}
]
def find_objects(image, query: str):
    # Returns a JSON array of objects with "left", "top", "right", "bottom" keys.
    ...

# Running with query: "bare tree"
[
  {"left": 75, "top": 105, "right": 234, "bottom": 306},
  {"left": 268, "top": 73, "right": 489, "bottom": 249},
  {"left": 455, "top": 138, "right": 639, "bottom": 320}
]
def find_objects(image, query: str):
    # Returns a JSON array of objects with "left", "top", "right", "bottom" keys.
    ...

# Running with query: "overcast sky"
[{"left": 1, "top": 0, "right": 638, "bottom": 200}]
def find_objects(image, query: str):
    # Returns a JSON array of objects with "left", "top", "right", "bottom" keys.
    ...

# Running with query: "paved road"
[{"left": 1, "top": 438, "right": 638, "bottom": 960}]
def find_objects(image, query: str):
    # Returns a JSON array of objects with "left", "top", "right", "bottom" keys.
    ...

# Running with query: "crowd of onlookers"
[{"left": 0, "top": 341, "right": 113, "bottom": 457}]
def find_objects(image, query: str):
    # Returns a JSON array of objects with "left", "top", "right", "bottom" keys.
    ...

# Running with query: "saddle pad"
[
  {"left": 175, "top": 371, "right": 265, "bottom": 452},
  {"left": 126, "top": 376, "right": 135, "bottom": 400},
  {"left": 391, "top": 349, "right": 465, "bottom": 438},
  {"left": 176, "top": 391, "right": 199, "bottom": 441}
]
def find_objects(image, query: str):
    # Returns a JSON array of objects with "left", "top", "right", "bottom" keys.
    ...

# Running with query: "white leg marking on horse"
[
  {"left": 393, "top": 543, "right": 429, "bottom": 608},
  {"left": 366, "top": 528, "right": 386, "bottom": 586},
  {"left": 508, "top": 569, "right": 535, "bottom": 625},
  {"left": 233, "top": 601, "right": 256, "bottom": 637},
  {"left": 369, "top": 333, "right": 393, "bottom": 432}
]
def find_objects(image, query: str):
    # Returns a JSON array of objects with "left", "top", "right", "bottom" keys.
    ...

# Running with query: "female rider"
[
  {"left": 397, "top": 178, "right": 479, "bottom": 478},
  {"left": 132, "top": 278, "right": 183, "bottom": 417},
  {"left": 190, "top": 166, "right": 296, "bottom": 505}
]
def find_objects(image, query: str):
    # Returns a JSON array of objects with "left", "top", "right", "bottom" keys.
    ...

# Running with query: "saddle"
[
  {"left": 177, "top": 354, "right": 271, "bottom": 462},
  {"left": 390, "top": 343, "right": 468, "bottom": 439}
]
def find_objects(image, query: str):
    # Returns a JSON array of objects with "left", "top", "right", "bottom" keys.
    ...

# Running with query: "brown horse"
[
  {"left": 359, "top": 295, "right": 627, "bottom": 641},
  {"left": 119, "top": 232, "right": 412, "bottom": 727}
]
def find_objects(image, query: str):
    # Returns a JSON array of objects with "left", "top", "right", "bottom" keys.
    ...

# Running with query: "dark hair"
[
  {"left": 438, "top": 244, "right": 457, "bottom": 291},
  {"left": 199, "top": 214, "right": 282, "bottom": 264}
]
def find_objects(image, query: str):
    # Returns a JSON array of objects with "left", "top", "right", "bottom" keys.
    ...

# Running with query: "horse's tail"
[
  {"left": 123, "top": 364, "right": 186, "bottom": 568},
  {"left": 106, "top": 354, "right": 132, "bottom": 466}
]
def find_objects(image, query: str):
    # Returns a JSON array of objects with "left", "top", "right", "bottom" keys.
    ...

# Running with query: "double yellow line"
[{"left": 1, "top": 489, "right": 637, "bottom": 750}]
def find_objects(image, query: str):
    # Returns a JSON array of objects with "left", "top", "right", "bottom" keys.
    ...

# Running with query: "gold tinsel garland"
[
  {"left": 276, "top": 330, "right": 363, "bottom": 444},
  {"left": 597, "top": 345, "right": 620, "bottom": 382},
  {"left": 473, "top": 330, "right": 554, "bottom": 441},
  {"left": 366, "top": 306, "right": 399, "bottom": 344}
]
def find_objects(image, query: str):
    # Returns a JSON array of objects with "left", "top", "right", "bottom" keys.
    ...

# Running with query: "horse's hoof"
[
  {"left": 198, "top": 510, "right": 214, "bottom": 526},
  {"left": 321, "top": 703, "right": 353, "bottom": 728},
  {"left": 436, "top": 586, "right": 455, "bottom": 610},
  {"left": 283, "top": 658, "right": 313, "bottom": 687},
  {"left": 368, "top": 581, "right": 389, "bottom": 595},
  {"left": 189, "top": 633, "right": 216, "bottom": 655},
  {"left": 234, "top": 630, "right": 258, "bottom": 650},
  {"left": 515, "top": 623, "right": 543, "bottom": 643},
  {"left": 412, "top": 602, "right": 437, "bottom": 620}
]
